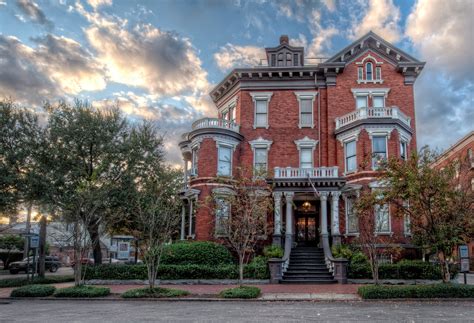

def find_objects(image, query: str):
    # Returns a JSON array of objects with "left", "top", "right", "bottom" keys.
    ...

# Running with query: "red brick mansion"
[{"left": 178, "top": 32, "right": 425, "bottom": 282}]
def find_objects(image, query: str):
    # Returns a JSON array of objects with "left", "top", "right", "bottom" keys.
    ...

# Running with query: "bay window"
[
  {"left": 372, "top": 136, "right": 387, "bottom": 169},
  {"left": 344, "top": 140, "right": 357, "bottom": 173},
  {"left": 217, "top": 145, "right": 232, "bottom": 176}
]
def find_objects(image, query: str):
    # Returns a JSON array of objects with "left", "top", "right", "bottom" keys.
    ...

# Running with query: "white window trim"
[
  {"left": 372, "top": 94, "right": 386, "bottom": 108},
  {"left": 294, "top": 136, "right": 318, "bottom": 168},
  {"left": 344, "top": 139, "right": 357, "bottom": 174},
  {"left": 351, "top": 88, "right": 390, "bottom": 101},
  {"left": 249, "top": 137, "right": 273, "bottom": 175},
  {"left": 218, "top": 96, "right": 237, "bottom": 120},
  {"left": 250, "top": 92, "right": 272, "bottom": 129},
  {"left": 365, "top": 62, "right": 373, "bottom": 81},
  {"left": 355, "top": 94, "right": 369, "bottom": 109},
  {"left": 294, "top": 91, "right": 318, "bottom": 129},
  {"left": 215, "top": 138, "right": 237, "bottom": 177},
  {"left": 345, "top": 197, "right": 359, "bottom": 236},
  {"left": 371, "top": 134, "right": 389, "bottom": 171},
  {"left": 213, "top": 191, "right": 232, "bottom": 237},
  {"left": 356, "top": 54, "right": 384, "bottom": 84},
  {"left": 400, "top": 139, "right": 408, "bottom": 161}
]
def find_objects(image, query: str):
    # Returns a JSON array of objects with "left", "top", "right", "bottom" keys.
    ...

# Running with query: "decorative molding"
[
  {"left": 249, "top": 137, "right": 273, "bottom": 150},
  {"left": 294, "top": 136, "right": 318, "bottom": 150},
  {"left": 294, "top": 91, "right": 318, "bottom": 128},
  {"left": 250, "top": 92, "right": 272, "bottom": 129},
  {"left": 355, "top": 54, "right": 384, "bottom": 65},
  {"left": 351, "top": 88, "right": 390, "bottom": 98},
  {"left": 214, "top": 137, "right": 239, "bottom": 151},
  {"left": 365, "top": 126, "right": 394, "bottom": 139},
  {"left": 336, "top": 128, "right": 361, "bottom": 146},
  {"left": 212, "top": 187, "right": 236, "bottom": 196}
]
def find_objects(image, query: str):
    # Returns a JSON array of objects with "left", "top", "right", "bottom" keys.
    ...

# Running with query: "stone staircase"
[{"left": 280, "top": 246, "right": 336, "bottom": 284}]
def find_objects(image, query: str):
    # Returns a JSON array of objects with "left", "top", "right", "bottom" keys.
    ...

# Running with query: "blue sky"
[{"left": 0, "top": 0, "right": 472, "bottom": 165}]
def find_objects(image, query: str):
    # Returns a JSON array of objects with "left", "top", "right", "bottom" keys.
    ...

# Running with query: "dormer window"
[
  {"left": 366, "top": 62, "right": 373, "bottom": 81},
  {"left": 265, "top": 35, "right": 305, "bottom": 68},
  {"left": 278, "top": 53, "right": 284, "bottom": 66}
]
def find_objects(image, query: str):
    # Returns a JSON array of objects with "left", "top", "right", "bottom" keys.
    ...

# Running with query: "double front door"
[{"left": 296, "top": 213, "right": 318, "bottom": 244}]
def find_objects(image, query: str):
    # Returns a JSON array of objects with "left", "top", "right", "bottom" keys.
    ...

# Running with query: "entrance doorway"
[{"left": 296, "top": 213, "right": 318, "bottom": 244}]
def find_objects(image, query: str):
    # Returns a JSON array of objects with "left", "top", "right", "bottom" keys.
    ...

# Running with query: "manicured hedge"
[
  {"left": 122, "top": 287, "right": 189, "bottom": 298},
  {"left": 348, "top": 261, "right": 445, "bottom": 280},
  {"left": 161, "top": 242, "right": 234, "bottom": 266},
  {"left": 84, "top": 261, "right": 269, "bottom": 280},
  {"left": 54, "top": 286, "right": 110, "bottom": 298},
  {"left": 220, "top": 286, "right": 261, "bottom": 299},
  {"left": 10, "top": 285, "right": 56, "bottom": 297},
  {"left": 0, "top": 275, "right": 74, "bottom": 288},
  {"left": 358, "top": 283, "right": 474, "bottom": 299}
]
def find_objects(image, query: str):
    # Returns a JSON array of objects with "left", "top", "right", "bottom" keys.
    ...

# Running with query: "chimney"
[{"left": 279, "top": 35, "right": 289, "bottom": 45}]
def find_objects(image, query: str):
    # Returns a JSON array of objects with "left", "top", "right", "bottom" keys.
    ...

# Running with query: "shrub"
[
  {"left": 244, "top": 256, "right": 270, "bottom": 279},
  {"left": 10, "top": 285, "right": 56, "bottom": 297},
  {"left": 54, "top": 286, "right": 110, "bottom": 298},
  {"left": 0, "top": 275, "right": 74, "bottom": 288},
  {"left": 263, "top": 245, "right": 284, "bottom": 258},
  {"left": 161, "top": 242, "right": 234, "bottom": 266},
  {"left": 358, "top": 283, "right": 474, "bottom": 299},
  {"left": 351, "top": 252, "right": 369, "bottom": 265},
  {"left": 84, "top": 264, "right": 148, "bottom": 280},
  {"left": 332, "top": 244, "right": 353, "bottom": 259},
  {"left": 348, "top": 260, "right": 444, "bottom": 280},
  {"left": 220, "top": 286, "right": 261, "bottom": 299},
  {"left": 121, "top": 287, "right": 189, "bottom": 298}
]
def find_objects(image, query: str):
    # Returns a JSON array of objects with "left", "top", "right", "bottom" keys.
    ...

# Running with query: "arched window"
[{"left": 366, "top": 62, "right": 373, "bottom": 81}]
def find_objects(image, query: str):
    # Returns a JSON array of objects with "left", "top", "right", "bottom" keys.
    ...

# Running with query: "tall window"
[
  {"left": 286, "top": 53, "right": 292, "bottom": 66},
  {"left": 403, "top": 201, "right": 411, "bottom": 235},
  {"left": 228, "top": 106, "right": 236, "bottom": 122},
  {"left": 255, "top": 99, "right": 268, "bottom": 127},
  {"left": 215, "top": 198, "right": 230, "bottom": 235},
  {"left": 299, "top": 98, "right": 313, "bottom": 127},
  {"left": 366, "top": 62, "right": 373, "bottom": 81},
  {"left": 358, "top": 67, "right": 363, "bottom": 80},
  {"left": 375, "top": 67, "right": 382, "bottom": 80},
  {"left": 400, "top": 140, "right": 408, "bottom": 160},
  {"left": 293, "top": 53, "right": 299, "bottom": 66},
  {"left": 372, "top": 95, "right": 385, "bottom": 108},
  {"left": 271, "top": 54, "right": 276, "bottom": 67},
  {"left": 346, "top": 198, "right": 358, "bottom": 234},
  {"left": 254, "top": 148, "right": 268, "bottom": 173},
  {"left": 191, "top": 147, "right": 198, "bottom": 175},
  {"left": 372, "top": 136, "right": 387, "bottom": 169},
  {"left": 300, "top": 148, "right": 313, "bottom": 169},
  {"left": 277, "top": 53, "right": 284, "bottom": 66},
  {"left": 356, "top": 95, "right": 368, "bottom": 109},
  {"left": 345, "top": 140, "right": 357, "bottom": 173},
  {"left": 375, "top": 203, "right": 390, "bottom": 233},
  {"left": 217, "top": 145, "right": 232, "bottom": 176}
]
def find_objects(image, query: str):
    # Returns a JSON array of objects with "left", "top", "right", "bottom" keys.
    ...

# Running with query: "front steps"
[{"left": 280, "top": 246, "right": 336, "bottom": 284}]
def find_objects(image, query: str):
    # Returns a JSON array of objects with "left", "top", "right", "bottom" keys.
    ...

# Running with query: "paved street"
[
  {"left": 0, "top": 300, "right": 473, "bottom": 322},
  {"left": 0, "top": 267, "right": 73, "bottom": 280}
]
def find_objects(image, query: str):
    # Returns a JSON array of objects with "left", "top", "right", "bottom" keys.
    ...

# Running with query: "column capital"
[
  {"left": 284, "top": 191, "right": 295, "bottom": 201},
  {"left": 331, "top": 191, "right": 341, "bottom": 200},
  {"left": 319, "top": 191, "right": 329, "bottom": 201},
  {"left": 273, "top": 191, "right": 283, "bottom": 199}
]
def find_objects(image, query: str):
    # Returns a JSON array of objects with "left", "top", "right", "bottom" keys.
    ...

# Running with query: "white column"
[
  {"left": 331, "top": 191, "right": 341, "bottom": 236},
  {"left": 188, "top": 197, "right": 193, "bottom": 237},
  {"left": 320, "top": 192, "right": 329, "bottom": 236},
  {"left": 273, "top": 192, "right": 282, "bottom": 236},
  {"left": 284, "top": 192, "right": 295, "bottom": 237},
  {"left": 180, "top": 203, "right": 186, "bottom": 240}
]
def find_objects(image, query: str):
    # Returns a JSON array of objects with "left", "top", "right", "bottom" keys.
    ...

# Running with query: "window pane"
[
  {"left": 218, "top": 146, "right": 232, "bottom": 176},
  {"left": 300, "top": 148, "right": 312, "bottom": 168},
  {"left": 375, "top": 204, "right": 389, "bottom": 232},
  {"left": 256, "top": 100, "right": 267, "bottom": 113},
  {"left": 255, "top": 148, "right": 267, "bottom": 164},
  {"left": 347, "top": 199, "right": 358, "bottom": 233},
  {"left": 219, "top": 146, "right": 231, "bottom": 161},
  {"left": 300, "top": 99, "right": 312, "bottom": 112},
  {"left": 215, "top": 199, "right": 230, "bottom": 234},
  {"left": 356, "top": 96, "right": 367, "bottom": 109},
  {"left": 376, "top": 67, "right": 382, "bottom": 80},
  {"left": 347, "top": 156, "right": 357, "bottom": 172},
  {"left": 373, "top": 96, "right": 384, "bottom": 108},
  {"left": 300, "top": 113, "right": 312, "bottom": 126},
  {"left": 345, "top": 140, "right": 356, "bottom": 156},
  {"left": 358, "top": 67, "right": 363, "bottom": 80},
  {"left": 373, "top": 136, "right": 386, "bottom": 153},
  {"left": 366, "top": 63, "right": 373, "bottom": 80},
  {"left": 255, "top": 113, "right": 267, "bottom": 126}
]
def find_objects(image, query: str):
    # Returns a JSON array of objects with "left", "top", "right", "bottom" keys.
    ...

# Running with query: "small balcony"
[
  {"left": 274, "top": 167, "right": 339, "bottom": 179},
  {"left": 192, "top": 118, "right": 240, "bottom": 133},
  {"left": 335, "top": 107, "right": 411, "bottom": 130}
]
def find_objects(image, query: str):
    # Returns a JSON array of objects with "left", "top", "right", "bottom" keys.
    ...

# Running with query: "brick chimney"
[{"left": 279, "top": 35, "right": 289, "bottom": 45}]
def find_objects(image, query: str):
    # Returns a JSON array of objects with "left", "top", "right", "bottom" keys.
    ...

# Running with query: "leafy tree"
[
  {"left": 0, "top": 234, "right": 24, "bottom": 269},
  {"left": 209, "top": 168, "right": 273, "bottom": 284},
  {"left": 364, "top": 148, "right": 474, "bottom": 282}
]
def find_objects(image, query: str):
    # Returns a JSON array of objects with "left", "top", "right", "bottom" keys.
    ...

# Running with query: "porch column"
[
  {"left": 320, "top": 192, "right": 329, "bottom": 237},
  {"left": 180, "top": 202, "right": 186, "bottom": 240},
  {"left": 331, "top": 191, "right": 341, "bottom": 245},
  {"left": 284, "top": 192, "right": 295, "bottom": 245},
  {"left": 188, "top": 197, "right": 194, "bottom": 238},
  {"left": 272, "top": 192, "right": 283, "bottom": 246}
]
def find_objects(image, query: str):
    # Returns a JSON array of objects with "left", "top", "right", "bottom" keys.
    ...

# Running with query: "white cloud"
[
  {"left": 87, "top": 0, "right": 112, "bottom": 10},
  {"left": 306, "top": 9, "right": 338, "bottom": 57},
  {"left": 322, "top": 0, "right": 336, "bottom": 12},
  {"left": 214, "top": 44, "right": 266, "bottom": 71},
  {"left": 349, "top": 0, "right": 401, "bottom": 43},
  {"left": 15, "top": 0, "right": 54, "bottom": 29}
]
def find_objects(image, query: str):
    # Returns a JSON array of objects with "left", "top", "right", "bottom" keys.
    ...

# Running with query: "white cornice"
[
  {"left": 249, "top": 137, "right": 273, "bottom": 150},
  {"left": 351, "top": 88, "right": 390, "bottom": 98},
  {"left": 294, "top": 136, "right": 318, "bottom": 150}
]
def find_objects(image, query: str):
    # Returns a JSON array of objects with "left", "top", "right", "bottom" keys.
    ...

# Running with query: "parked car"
[
  {"left": 70, "top": 258, "right": 94, "bottom": 268},
  {"left": 9, "top": 256, "right": 61, "bottom": 274}
]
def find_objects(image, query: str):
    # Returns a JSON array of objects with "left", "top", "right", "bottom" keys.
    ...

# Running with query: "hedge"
[
  {"left": 220, "top": 286, "right": 261, "bottom": 299},
  {"left": 54, "top": 286, "right": 110, "bottom": 298},
  {"left": 161, "top": 242, "right": 234, "bottom": 266},
  {"left": 348, "top": 261, "right": 449, "bottom": 280},
  {"left": 358, "top": 284, "right": 474, "bottom": 299},
  {"left": 0, "top": 275, "right": 74, "bottom": 288},
  {"left": 122, "top": 287, "right": 189, "bottom": 298},
  {"left": 10, "top": 285, "right": 56, "bottom": 297}
]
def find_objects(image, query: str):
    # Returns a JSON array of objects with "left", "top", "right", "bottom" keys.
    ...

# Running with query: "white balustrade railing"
[
  {"left": 274, "top": 166, "right": 339, "bottom": 179},
  {"left": 192, "top": 118, "right": 240, "bottom": 132},
  {"left": 335, "top": 106, "right": 411, "bottom": 130}
]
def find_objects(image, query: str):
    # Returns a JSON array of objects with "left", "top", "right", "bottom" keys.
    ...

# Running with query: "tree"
[
  {"left": 210, "top": 169, "right": 273, "bottom": 284},
  {"left": 369, "top": 148, "right": 474, "bottom": 282},
  {"left": 132, "top": 166, "right": 183, "bottom": 289},
  {"left": 0, "top": 235, "right": 24, "bottom": 269}
]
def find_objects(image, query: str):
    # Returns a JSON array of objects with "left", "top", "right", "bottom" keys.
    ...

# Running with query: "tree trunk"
[
  {"left": 438, "top": 251, "right": 451, "bottom": 283},
  {"left": 87, "top": 223, "right": 102, "bottom": 265},
  {"left": 73, "top": 223, "right": 82, "bottom": 286},
  {"left": 239, "top": 254, "right": 244, "bottom": 285},
  {"left": 23, "top": 203, "right": 32, "bottom": 258},
  {"left": 38, "top": 216, "right": 47, "bottom": 278}
]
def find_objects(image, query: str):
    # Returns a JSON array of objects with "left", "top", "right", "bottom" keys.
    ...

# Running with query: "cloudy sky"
[{"left": 0, "top": 0, "right": 472, "bottom": 165}]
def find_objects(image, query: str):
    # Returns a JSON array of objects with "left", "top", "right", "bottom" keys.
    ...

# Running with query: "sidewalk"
[{"left": 0, "top": 283, "right": 361, "bottom": 301}]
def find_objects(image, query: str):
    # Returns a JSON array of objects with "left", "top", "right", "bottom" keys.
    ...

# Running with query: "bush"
[
  {"left": 332, "top": 244, "right": 353, "bottom": 259},
  {"left": 358, "top": 283, "right": 474, "bottom": 299},
  {"left": 84, "top": 264, "right": 148, "bottom": 280},
  {"left": 121, "top": 287, "right": 189, "bottom": 298},
  {"left": 263, "top": 245, "right": 284, "bottom": 258},
  {"left": 348, "top": 260, "right": 444, "bottom": 280},
  {"left": 54, "top": 286, "right": 110, "bottom": 298},
  {"left": 10, "top": 285, "right": 56, "bottom": 297},
  {"left": 161, "top": 242, "right": 234, "bottom": 266},
  {"left": 351, "top": 252, "right": 369, "bottom": 265},
  {"left": 244, "top": 256, "right": 270, "bottom": 279},
  {"left": 0, "top": 275, "right": 74, "bottom": 288},
  {"left": 220, "top": 286, "right": 261, "bottom": 299}
]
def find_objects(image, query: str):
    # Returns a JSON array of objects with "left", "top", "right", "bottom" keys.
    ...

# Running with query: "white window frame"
[
  {"left": 365, "top": 62, "right": 373, "bottom": 81},
  {"left": 250, "top": 92, "right": 272, "bottom": 129},
  {"left": 371, "top": 135, "right": 388, "bottom": 170},
  {"left": 294, "top": 136, "right": 318, "bottom": 169},
  {"left": 214, "top": 197, "right": 231, "bottom": 236},
  {"left": 218, "top": 96, "right": 237, "bottom": 122},
  {"left": 344, "top": 139, "right": 357, "bottom": 174},
  {"left": 400, "top": 140, "right": 408, "bottom": 161},
  {"left": 351, "top": 88, "right": 390, "bottom": 110},
  {"left": 355, "top": 94, "right": 368, "bottom": 109},
  {"left": 357, "top": 67, "right": 363, "bottom": 81},
  {"left": 374, "top": 203, "right": 391, "bottom": 234},
  {"left": 294, "top": 92, "right": 318, "bottom": 129},
  {"left": 403, "top": 201, "right": 411, "bottom": 236},
  {"left": 375, "top": 66, "right": 382, "bottom": 81},
  {"left": 345, "top": 197, "right": 359, "bottom": 235},
  {"left": 191, "top": 147, "right": 198, "bottom": 176},
  {"left": 372, "top": 94, "right": 385, "bottom": 108},
  {"left": 355, "top": 54, "right": 384, "bottom": 84},
  {"left": 249, "top": 137, "right": 272, "bottom": 176},
  {"left": 217, "top": 144, "right": 233, "bottom": 177}
]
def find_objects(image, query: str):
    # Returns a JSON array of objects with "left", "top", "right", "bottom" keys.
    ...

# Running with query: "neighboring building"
[
  {"left": 432, "top": 131, "right": 474, "bottom": 262},
  {"left": 178, "top": 32, "right": 425, "bottom": 272}
]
